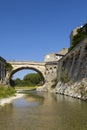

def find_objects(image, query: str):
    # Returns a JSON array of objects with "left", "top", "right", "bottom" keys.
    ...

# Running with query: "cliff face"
[{"left": 55, "top": 37, "right": 87, "bottom": 100}]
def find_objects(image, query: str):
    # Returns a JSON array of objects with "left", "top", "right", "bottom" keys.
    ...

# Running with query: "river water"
[{"left": 0, "top": 91, "right": 87, "bottom": 130}]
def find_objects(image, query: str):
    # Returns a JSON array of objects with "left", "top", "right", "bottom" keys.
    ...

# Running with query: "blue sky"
[{"left": 0, "top": 0, "right": 87, "bottom": 79}]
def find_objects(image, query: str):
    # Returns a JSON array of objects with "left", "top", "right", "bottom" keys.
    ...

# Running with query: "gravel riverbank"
[{"left": 0, "top": 93, "right": 25, "bottom": 107}]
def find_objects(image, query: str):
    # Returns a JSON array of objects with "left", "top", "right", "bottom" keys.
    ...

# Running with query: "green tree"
[
  {"left": 14, "top": 78, "right": 22, "bottom": 86},
  {"left": 6, "top": 62, "right": 13, "bottom": 71},
  {"left": 14, "top": 73, "right": 43, "bottom": 87},
  {"left": 23, "top": 73, "right": 43, "bottom": 86}
]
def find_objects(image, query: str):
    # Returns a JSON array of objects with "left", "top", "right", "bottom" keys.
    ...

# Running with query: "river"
[{"left": 0, "top": 90, "right": 87, "bottom": 130}]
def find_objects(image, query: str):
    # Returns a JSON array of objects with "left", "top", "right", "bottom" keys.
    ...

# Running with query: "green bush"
[
  {"left": 68, "top": 23, "right": 87, "bottom": 52},
  {"left": 6, "top": 62, "right": 13, "bottom": 71},
  {"left": 0, "top": 85, "right": 16, "bottom": 98},
  {"left": 14, "top": 73, "right": 44, "bottom": 87}
]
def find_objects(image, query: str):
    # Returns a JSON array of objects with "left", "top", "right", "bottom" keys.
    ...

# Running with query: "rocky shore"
[
  {"left": 53, "top": 79, "right": 87, "bottom": 101},
  {"left": 37, "top": 78, "right": 87, "bottom": 101}
]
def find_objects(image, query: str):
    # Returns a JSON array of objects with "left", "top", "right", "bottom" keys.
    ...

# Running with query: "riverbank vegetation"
[
  {"left": 15, "top": 86, "right": 37, "bottom": 91},
  {"left": 0, "top": 85, "right": 16, "bottom": 99},
  {"left": 12, "top": 73, "right": 44, "bottom": 88},
  {"left": 0, "top": 72, "right": 43, "bottom": 99}
]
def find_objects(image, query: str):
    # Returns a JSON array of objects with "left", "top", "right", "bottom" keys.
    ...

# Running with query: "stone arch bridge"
[
  {"left": 5, "top": 60, "right": 58, "bottom": 88},
  {"left": 6, "top": 61, "right": 47, "bottom": 84}
]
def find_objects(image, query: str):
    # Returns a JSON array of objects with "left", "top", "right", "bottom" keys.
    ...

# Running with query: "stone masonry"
[{"left": 0, "top": 56, "right": 6, "bottom": 84}]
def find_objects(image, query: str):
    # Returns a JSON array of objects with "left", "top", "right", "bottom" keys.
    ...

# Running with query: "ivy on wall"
[
  {"left": 6, "top": 62, "right": 13, "bottom": 71},
  {"left": 68, "top": 23, "right": 87, "bottom": 52}
]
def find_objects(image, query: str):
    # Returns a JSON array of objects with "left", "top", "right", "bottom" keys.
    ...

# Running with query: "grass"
[
  {"left": 15, "top": 86, "right": 37, "bottom": 90},
  {"left": 0, "top": 85, "right": 16, "bottom": 99},
  {"left": 0, "top": 85, "right": 37, "bottom": 99}
]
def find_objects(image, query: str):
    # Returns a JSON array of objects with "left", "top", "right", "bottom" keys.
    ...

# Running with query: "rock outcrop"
[{"left": 54, "top": 79, "right": 87, "bottom": 100}]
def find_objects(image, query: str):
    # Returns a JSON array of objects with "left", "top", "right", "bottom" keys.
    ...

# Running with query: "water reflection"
[
  {"left": 0, "top": 91, "right": 87, "bottom": 130},
  {"left": 13, "top": 92, "right": 44, "bottom": 107},
  {"left": 24, "top": 91, "right": 45, "bottom": 105}
]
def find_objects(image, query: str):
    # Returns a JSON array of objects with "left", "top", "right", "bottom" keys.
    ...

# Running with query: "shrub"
[
  {"left": 68, "top": 23, "right": 87, "bottom": 52},
  {"left": 6, "top": 62, "right": 13, "bottom": 71},
  {"left": 0, "top": 85, "right": 16, "bottom": 98}
]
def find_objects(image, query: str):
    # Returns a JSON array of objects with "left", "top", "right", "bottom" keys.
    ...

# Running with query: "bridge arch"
[
  {"left": 9, "top": 67, "right": 45, "bottom": 85},
  {"left": 6, "top": 61, "right": 46, "bottom": 86}
]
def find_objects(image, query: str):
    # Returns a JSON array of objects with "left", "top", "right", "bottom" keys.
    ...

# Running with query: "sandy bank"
[{"left": 0, "top": 93, "right": 25, "bottom": 107}]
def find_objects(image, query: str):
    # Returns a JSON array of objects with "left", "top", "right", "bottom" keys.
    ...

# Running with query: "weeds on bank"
[{"left": 0, "top": 85, "right": 16, "bottom": 99}]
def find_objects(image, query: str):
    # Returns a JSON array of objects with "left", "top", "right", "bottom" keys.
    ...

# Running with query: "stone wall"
[
  {"left": 55, "top": 37, "right": 87, "bottom": 100},
  {"left": 44, "top": 53, "right": 58, "bottom": 62},
  {"left": 0, "top": 57, "right": 6, "bottom": 84},
  {"left": 45, "top": 61, "right": 58, "bottom": 82},
  {"left": 57, "top": 37, "right": 87, "bottom": 81},
  {"left": 37, "top": 61, "right": 58, "bottom": 91}
]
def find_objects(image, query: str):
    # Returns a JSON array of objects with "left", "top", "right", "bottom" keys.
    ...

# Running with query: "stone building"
[
  {"left": 44, "top": 48, "right": 68, "bottom": 82},
  {"left": 44, "top": 48, "right": 68, "bottom": 62},
  {"left": 0, "top": 56, "right": 6, "bottom": 84},
  {"left": 70, "top": 26, "right": 82, "bottom": 46}
]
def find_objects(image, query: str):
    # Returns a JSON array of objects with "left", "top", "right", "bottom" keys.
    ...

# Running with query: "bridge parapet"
[{"left": 8, "top": 61, "right": 45, "bottom": 65}]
